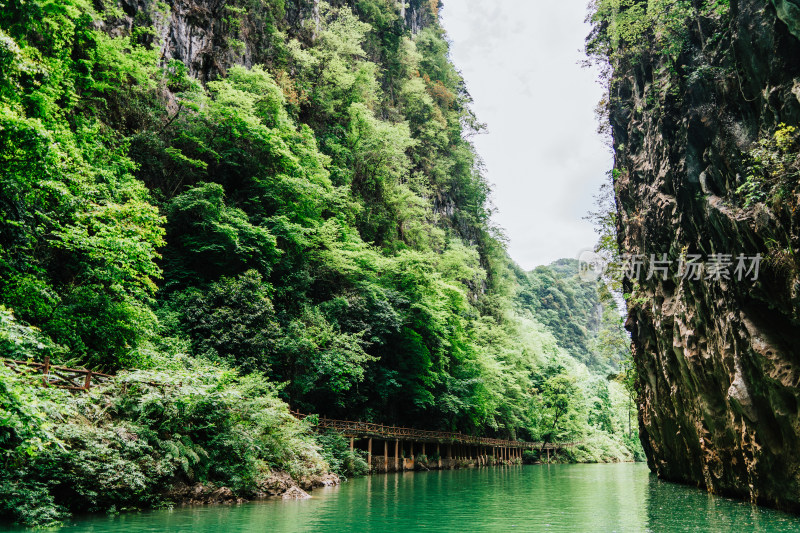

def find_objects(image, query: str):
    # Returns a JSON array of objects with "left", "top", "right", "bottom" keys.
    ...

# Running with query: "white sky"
[{"left": 440, "top": 0, "right": 613, "bottom": 270}]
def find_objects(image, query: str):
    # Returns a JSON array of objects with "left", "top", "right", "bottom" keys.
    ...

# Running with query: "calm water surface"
[{"left": 5, "top": 463, "right": 800, "bottom": 532}]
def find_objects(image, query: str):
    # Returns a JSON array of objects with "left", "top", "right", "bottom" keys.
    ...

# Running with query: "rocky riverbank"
[{"left": 165, "top": 471, "right": 341, "bottom": 505}]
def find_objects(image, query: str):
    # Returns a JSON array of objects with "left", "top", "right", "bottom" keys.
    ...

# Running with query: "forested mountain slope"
[
  {"left": 518, "top": 259, "right": 629, "bottom": 372},
  {"left": 588, "top": 0, "right": 800, "bottom": 512},
  {"left": 1, "top": 0, "right": 636, "bottom": 526}
]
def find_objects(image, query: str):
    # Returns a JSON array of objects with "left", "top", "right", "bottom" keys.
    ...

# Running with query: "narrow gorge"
[{"left": 3, "top": 0, "right": 800, "bottom": 529}]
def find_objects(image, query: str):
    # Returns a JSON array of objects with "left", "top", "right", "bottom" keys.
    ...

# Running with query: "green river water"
[{"left": 5, "top": 463, "right": 800, "bottom": 532}]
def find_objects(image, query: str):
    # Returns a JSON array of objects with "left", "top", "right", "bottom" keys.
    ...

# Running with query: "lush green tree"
[
  {"left": 531, "top": 368, "right": 581, "bottom": 444},
  {"left": 170, "top": 270, "right": 281, "bottom": 374}
]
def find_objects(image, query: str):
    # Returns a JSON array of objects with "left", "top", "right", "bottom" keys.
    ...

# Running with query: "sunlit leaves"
[{"left": 55, "top": 200, "right": 165, "bottom": 298}]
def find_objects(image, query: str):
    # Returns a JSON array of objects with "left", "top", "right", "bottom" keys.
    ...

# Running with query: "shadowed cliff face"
[{"left": 609, "top": 0, "right": 800, "bottom": 510}]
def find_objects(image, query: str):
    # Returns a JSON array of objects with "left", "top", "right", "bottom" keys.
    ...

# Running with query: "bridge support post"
[
  {"left": 422, "top": 442, "right": 426, "bottom": 457},
  {"left": 546, "top": 447, "right": 550, "bottom": 462},
  {"left": 42, "top": 356, "right": 50, "bottom": 387},
  {"left": 437, "top": 443, "right": 441, "bottom": 468},
  {"left": 368, "top": 438, "right": 372, "bottom": 470},
  {"left": 395, "top": 439, "right": 399, "bottom": 471},
  {"left": 384, "top": 440, "right": 388, "bottom": 473},
  {"left": 349, "top": 437, "right": 354, "bottom": 453}
]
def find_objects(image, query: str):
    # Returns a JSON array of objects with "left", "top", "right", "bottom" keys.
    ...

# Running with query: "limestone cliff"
[
  {"left": 104, "top": 0, "right": 433, "bottom": 82},
  {"left": 605, "top": 0, "right": 800, "bottom": 510}
]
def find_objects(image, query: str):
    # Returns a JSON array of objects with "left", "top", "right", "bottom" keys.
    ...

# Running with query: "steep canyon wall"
[{"left": 608, "top": 0, "right": 800, "bottom": 510}]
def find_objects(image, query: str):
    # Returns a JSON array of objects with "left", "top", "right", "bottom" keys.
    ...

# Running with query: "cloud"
[{"left": 441, "top": 0, "right": 611, "bottom": 270}]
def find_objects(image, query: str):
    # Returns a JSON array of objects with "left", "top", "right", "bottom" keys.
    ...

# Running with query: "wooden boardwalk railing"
[
  {"left": 291, "top": 411, "right": 577, "bottom": 451},
  {"left": 2, "top": 357, "right": 113, "bottom": 391}
]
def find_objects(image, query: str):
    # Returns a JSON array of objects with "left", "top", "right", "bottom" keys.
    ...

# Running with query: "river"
[{"left": 5, "top": 464, "right": 800, "bottom": 532}]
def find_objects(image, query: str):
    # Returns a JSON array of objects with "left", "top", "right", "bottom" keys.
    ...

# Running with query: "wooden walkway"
[
  {"left": 292, "top": 411, "right": 577, "bottom": 451},
  {"left": 2, "top": 357, "right": 113, "bottom": 391}
]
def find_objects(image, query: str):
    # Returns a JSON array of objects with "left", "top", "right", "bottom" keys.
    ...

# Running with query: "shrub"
[
  {"left": 522, "top": 450, "right": 538, "bottom": 464},
  {"left": 314, "top": 430, "right": 369, "bottom": 479}
]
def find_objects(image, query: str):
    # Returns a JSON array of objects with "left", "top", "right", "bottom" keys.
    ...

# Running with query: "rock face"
[
  {"left": 610, "top": 0, "right": 800, "bottom": 510},
  {"left": 104, "top": 0, "right": 433, "bottom": 83},
  {"left": 105, "top": 0, "right": 318, "bottom": 82},
  {"left": 281, "top": 486, "right": 312, "bottom": 500}
]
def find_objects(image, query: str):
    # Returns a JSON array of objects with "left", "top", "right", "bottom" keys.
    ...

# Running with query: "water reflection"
[
  {"left": 645, "top": 473, "right": 794, "bottom": 532},
  {"left": 4, "top": 464, "right": 800, "bottom": 532}
]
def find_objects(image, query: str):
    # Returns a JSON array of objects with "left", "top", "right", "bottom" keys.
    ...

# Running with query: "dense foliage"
[
  {"left": 0, "top": 326, "right": 333, "bottom": 526},
  {"left": 1, "top": 0, "right": 640, "bottom": 526}
]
